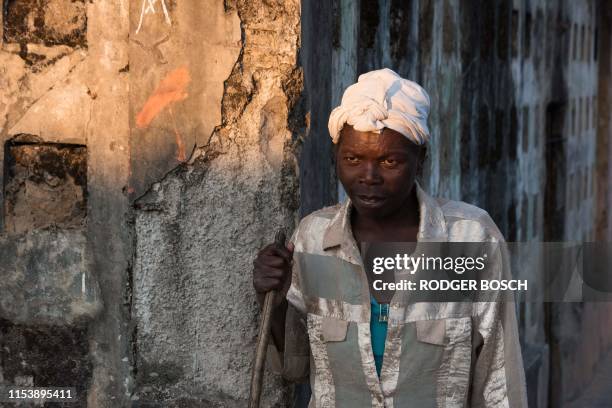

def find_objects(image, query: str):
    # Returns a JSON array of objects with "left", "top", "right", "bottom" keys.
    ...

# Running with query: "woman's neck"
[{"left": 351, "top": 187, "right": 420, "bottom": 242}]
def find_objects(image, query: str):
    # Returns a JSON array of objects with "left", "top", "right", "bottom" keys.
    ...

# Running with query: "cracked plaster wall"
[
  {"left": 1, "top": 0, "right": 301, "bottom": 406},
  {"left": 132, "top": 0, "right": 301, "bottom": 406},
  {"left": 1, "top": 0, "right": 132, "bottom": 406}
]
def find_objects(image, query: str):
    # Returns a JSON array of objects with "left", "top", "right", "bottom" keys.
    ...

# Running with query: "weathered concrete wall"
[
  {"left": 1, "top": 319, "right": 93, "bottom": 406},
  {"left": 128, "top": 0, "right": 241, "bottom": 198},
  {"left": 0, "top": 230, "right": 100, "bottom": 325},
  {"left": 1, "top": 0, "right": 132, "bottom": 406},
  {"left": 1, "top": 0, "right": 303, "bottom": 406},
  {"left": 132, "top": 0, "right": 302, "bottom": 405}
]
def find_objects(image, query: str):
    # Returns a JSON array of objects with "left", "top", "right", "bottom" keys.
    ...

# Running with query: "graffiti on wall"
[
  {"left": 136, "top": 66, "right": 191, "bottom": 162},
  {"left": 136, "top": 0, "right": 172, "bottom": 34}
]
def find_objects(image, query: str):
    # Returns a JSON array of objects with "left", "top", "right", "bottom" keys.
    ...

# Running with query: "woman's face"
[{"left": 336, "top": 125, "right": 422, "bottom": 219}]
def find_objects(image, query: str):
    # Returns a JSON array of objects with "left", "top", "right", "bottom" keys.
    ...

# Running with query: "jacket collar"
[{"left": 322, "top": 181, "right": 448, "bottom": 250}]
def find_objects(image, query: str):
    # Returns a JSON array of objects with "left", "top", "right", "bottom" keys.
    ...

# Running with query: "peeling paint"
[{"left": 133, "top": 0, "right": 300, "bottom": 405}]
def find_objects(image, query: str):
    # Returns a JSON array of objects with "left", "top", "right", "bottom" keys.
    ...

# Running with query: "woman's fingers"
[
  {"left": 253, "top": 276, "right": 285, "bottom": 293},
  {"left": 259, "top": 243, "right": 294, "bottom": 262},
  {"left": 258, "top": 254, "right": 286, "bottom": 268},
  {"left": 253, "top": 262, "right": 286, "bottom": 278},
  {"left": 253, "top": 261, "right": 290, "bottom": 292},
  {"left": 253, "top": 240, "right": 295, "bottom": 294}
]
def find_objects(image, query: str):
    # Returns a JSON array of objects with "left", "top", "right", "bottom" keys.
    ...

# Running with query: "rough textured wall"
[
  {"left": 1, "top": 0, "right": 303, "bottom": 406},
  {"left": 128, "top": 0, "right": 241, "bottom": 198},
  {"left": 0, "top": 0, "right": 132, "bottom": 406},
  {"left": 132, "top": 0, "right": 302, "bottom": 406},
  {"left": 4, "top": 141, "right": 87, "bottom": 234},
  {"left": 0, "top": 230, "right": 100, "bottom": 325}
]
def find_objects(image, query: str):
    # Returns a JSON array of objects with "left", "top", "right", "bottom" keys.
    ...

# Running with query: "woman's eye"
[
  {"left": 381, "top": 159, "right": 396, "bottom": 166},
  {"left": 344, "top": 156, "right": 359, "bottom": 163}
]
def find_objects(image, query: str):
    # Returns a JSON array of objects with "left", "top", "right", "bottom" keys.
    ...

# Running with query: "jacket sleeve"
[
  {"left": 266, "top": 228, "right": 310, "bottom": 382},
  {"left": 469, "top": 237, "right": 528, "bottom": 407}
]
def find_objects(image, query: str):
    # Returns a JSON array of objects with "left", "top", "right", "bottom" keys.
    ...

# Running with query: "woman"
[{"left": 252, "top": 69, "right": 527, "bottom": 407}]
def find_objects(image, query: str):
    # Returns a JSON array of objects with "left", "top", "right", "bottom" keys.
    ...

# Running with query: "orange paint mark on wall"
[{"left": 136, "top": 66, "right": 191, "bottom": 129}]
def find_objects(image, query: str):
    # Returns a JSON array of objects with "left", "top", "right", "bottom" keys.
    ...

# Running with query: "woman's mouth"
[{"left": 356, "top": 195, "right": 386, "bottom": 207}]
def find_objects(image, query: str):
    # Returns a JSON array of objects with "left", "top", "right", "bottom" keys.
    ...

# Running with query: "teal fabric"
[{"left": 370, "top": 295, "right": 389, "bottom": 377}]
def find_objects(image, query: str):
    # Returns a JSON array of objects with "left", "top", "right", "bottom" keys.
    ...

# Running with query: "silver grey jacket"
[{"left": 268, "top": 183, "right": 528, "bottom": 408}]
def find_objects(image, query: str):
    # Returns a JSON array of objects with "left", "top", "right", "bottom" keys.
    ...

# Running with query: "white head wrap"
[{"left": 328, "top": 68, "right": 431, "bottom": 145}]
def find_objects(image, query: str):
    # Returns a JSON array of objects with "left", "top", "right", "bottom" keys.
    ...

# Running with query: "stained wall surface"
[
  {"left": 1, "top": 0, "right": 133, "bottom": 406},
  {"left": 0, "top": 0, "right": 301, "bottom": 406},
  {"left": 131, "top": 0, "right": 301, "bottom": 404}
]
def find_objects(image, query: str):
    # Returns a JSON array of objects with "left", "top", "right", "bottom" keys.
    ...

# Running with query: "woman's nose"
[{"left": 360, "top": 162, "right": 382, "bottom": 185}]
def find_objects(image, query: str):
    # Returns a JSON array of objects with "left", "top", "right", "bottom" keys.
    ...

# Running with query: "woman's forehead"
[{"left": 339, "top": 126, "right": 414, "bottom": 152}]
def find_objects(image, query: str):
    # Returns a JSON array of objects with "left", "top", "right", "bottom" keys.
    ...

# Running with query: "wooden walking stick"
[{"left": 249, "top": 230, "right": 286, "bottom": 408}]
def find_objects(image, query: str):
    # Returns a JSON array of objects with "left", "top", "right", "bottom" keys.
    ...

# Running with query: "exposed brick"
[
  {"left": 4, "top": 141, "right": 87, "bottom": 234},
  {"left": 3, "top": 0, "right": 87, "bottom": 48}
]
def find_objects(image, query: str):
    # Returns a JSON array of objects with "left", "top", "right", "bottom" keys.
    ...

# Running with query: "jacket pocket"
[
  {"left": 415, "top": 319, "right": 448, "bottom": 345},
  {"left": 416, "top": 317, "right": 472, "bottom": 345},
  {"left": 320, "top": 316, "right": 349, "bottom": 342}
]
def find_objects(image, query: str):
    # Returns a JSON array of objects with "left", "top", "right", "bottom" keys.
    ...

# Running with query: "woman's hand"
[{"left": 252, "top": 241, "right": 294, "bottom": 307}]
